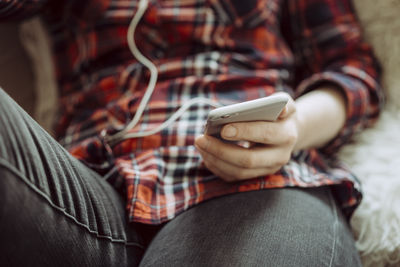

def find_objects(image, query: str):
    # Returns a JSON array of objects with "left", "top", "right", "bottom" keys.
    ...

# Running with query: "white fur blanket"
[
  {"left": 341, "top": 0, "right": 400, "bottom": 266},
  {"left": 340, "top": 110, "right": 400, "bottom": 267}
]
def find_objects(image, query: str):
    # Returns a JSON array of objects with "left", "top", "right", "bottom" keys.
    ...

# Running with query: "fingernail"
[{"left": 223, "top": 125, "right": 237, "bottom": 138}]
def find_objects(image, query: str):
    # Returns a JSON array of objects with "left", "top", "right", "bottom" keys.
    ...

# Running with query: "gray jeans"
[{"left": 0, "top": 88, "right": 362, "bottom": 267}]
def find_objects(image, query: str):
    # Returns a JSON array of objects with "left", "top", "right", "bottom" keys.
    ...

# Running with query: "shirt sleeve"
[
  {"left": 281, "top": 0, "right": 384, "bottom": 154},
  {"left": 0, "top": 0, "right": 48, "bottom": 20}
]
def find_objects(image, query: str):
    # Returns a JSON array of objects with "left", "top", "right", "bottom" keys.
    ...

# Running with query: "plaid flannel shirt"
[{"left": 1, "top": 0, "right": 383, "bottom": 224}]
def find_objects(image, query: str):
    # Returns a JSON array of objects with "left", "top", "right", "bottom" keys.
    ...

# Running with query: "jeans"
[{"left": 0, "top": 88, "right": 362, "bottom": 267}]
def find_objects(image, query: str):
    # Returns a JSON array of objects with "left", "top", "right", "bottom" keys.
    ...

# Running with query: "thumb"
[{"left": 278, "top": 98, "right": 295, "bottom": 120}]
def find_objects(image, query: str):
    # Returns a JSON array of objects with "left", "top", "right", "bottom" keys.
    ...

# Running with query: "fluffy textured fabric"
[
  {"left": 341, "top": 112, "right": 400, "bottom": 267},
  {"left": 339, "top": 0, "right": 400, "bottom": 266}
]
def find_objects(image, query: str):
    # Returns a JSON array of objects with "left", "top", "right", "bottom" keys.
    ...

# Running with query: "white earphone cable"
[{"left": 104, "top": 0, "right": 220, "bottom": 146}]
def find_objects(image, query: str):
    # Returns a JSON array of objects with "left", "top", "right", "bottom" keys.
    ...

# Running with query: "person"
[{"left": 0, "top": 0, "right": 383, "bottom": 266}]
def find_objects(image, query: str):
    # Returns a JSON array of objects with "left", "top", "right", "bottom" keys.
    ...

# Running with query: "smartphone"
[{"left": 204, "top": 94, "right": 289, "bottom": 138}]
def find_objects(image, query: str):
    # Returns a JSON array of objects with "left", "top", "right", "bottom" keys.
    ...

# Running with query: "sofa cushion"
[{"left": 353, "top": 0, "right": 400, "bottom": 110}]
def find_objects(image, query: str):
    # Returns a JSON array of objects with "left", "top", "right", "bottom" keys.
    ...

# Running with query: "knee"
[
  {"left": 0, "top": 87, "right": 17, "bottom": 126},
  {"left": 0, "top": 87, "right": 13, "bottom": 108},
  {"left": 0, "top": 89, "right": 15, "bottom": 156},
  {"left": 0, "top": 86, "right": 41, "bottom": 135},
  {"left": 0, "top": 88, "right": 31, "bottom": 170}
]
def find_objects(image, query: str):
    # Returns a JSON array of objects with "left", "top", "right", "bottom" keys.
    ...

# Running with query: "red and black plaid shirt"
[{"left": 1, "top": 0, "right": 383, "bottom": 224}]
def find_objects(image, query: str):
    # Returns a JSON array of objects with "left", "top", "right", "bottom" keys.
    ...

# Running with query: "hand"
[{"left": 195, "top": 93, "right": 298, "bottom": 182}]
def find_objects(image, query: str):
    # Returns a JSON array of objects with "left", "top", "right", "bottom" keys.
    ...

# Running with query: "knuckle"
[
  {"left": 261, "top": 127, "right": 274, "bottom": 143},
  {"left": 286, "top": 130, "right": 298, "bottom": 145},
  {"left": 282, "top": 122, "right": 298, "bottom": 145},
  {"left": 213, "top": 147, "right": 225, "bottom": 159},
  {"left": 238, "top": 124, "right": 251, "bottom": 139},
  {"left": 239, "top": 123, "right": 259, "bottom": 142},
  {"left": 238, "top": 155, "right": 255, "bottom": 168}
]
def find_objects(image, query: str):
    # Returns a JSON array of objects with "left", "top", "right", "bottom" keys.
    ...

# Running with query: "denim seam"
[
  {"left": 0, "top": 158, "right": 144, "bottom": 250},
  {"left": 327, "top": 189, "right": 338, "bottom": 267}
]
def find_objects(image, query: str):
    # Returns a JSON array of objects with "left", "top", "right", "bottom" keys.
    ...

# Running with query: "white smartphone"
[{"left": 204, "top": 94, "right": 289, "bottom": 138}]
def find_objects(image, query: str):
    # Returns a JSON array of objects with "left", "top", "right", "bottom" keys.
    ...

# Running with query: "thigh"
[
  {"left": 140, "top": 187, "right": 362, "bottom": 267},
  {"left": 0, "top": 89, "right": 144, "bottom": 267}
]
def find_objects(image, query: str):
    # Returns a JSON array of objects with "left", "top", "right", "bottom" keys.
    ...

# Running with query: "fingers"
[
  {"left": 195, "top": 135, "right": 290, "bottom": 170},
  {"left": 221, "top": 120, "right": 298, "bottom": 146},
  {"left": 220, "top": 96, "right": 297, "bottom": 145},
  {"left": 197, "top": 145, "right": 281, "bottom": 181},
  {"left": 195, "top": 93, "right": 298, "bottom": 181}
]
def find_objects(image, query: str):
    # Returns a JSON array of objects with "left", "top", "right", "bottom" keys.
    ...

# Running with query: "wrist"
[
  {"left": 292, "top": 104, "right": 307, "bottom": 152},
  {"left": 292, "top": 86, "right": 347, "bottom": 152}
]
